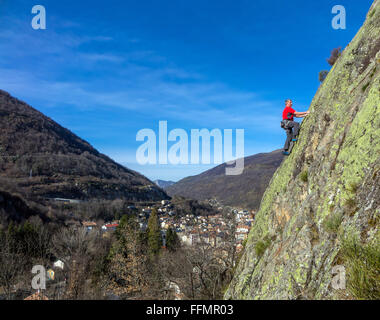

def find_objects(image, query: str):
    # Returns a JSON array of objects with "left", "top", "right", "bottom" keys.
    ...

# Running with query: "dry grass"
[
  {"left": 323, "top": 212, "right": 343, "bottom": 233},
  {"left": 339, "top": 234, "right": 380, "bottom": 300}
]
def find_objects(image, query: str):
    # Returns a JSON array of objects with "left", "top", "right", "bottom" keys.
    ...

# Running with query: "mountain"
[
  {"left": 154, "top": 179, "right": 176, "bottom": 189},
  {"left": 225, "top": 1, "right": 380, "bottom": 300},
  {"left": 166, "top": 150, "right": 284, "bottom": 210},
  {"left": 0, "top": 90, "right": 168, "bottom": 202}
]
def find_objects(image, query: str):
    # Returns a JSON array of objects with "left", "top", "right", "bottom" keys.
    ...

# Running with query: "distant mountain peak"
[
  {"left": 154, "top": 179, "right": 176, "bottom": 189},
  {"left": 166, "top": 150, "right": 284, "bottom": 210}
]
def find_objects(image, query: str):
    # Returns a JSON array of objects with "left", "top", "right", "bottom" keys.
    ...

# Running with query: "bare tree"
[
  {"left": 0, "top": 234, "right": 26, "bottom": 300},
  {"left": 52, "top": 226, "right": 100, "bottom": 299}
]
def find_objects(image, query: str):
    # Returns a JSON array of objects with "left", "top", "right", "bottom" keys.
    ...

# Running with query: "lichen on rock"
[{"left": 225, "top": 0, "right": 380, "bottom": 300}]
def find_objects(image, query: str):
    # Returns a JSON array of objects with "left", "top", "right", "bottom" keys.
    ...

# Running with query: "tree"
[
  {"left": 146, "top": 208, "right": 162, "bottom": 257},
  {"left": 0, "top": 226, "right": 27, "bottom": 300},
  {"left": 106, "top": 215, "right": 151, "bottom": 299},
  {"left": 327, "top": 47, "right": 342, "bottom": 66},
  {"left": 166, "top": 228, "right": 180, "bottom": 252},
  {"left": 52, "top": 226, "right": 100, "bottom": 299}
]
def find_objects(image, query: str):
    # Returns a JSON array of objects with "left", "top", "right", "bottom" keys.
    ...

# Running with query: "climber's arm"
[{"left": 294, "top": 111, "right": 310, "bottom": 118}]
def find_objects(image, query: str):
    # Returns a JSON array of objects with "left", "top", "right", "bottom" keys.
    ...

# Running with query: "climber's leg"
[
  {"left": 292, "top": 121, "right": 300, "bottom": 138},
  {"left": 283, "top": 128, "right": 293, "bottom": 151}
]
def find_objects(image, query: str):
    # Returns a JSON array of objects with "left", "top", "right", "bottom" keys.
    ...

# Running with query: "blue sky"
[{"left": 0, "top": 0, "right": 373, "bottom": 181}]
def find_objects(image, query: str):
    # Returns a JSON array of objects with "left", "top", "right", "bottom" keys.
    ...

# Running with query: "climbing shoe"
[
  {"left": 292, "top": 138, "right": 298, "bottom": 142},
  {"left": 282, "top": 151, "right": 290, "bottom": 156}
]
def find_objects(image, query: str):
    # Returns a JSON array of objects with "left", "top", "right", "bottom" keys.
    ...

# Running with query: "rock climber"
[{"left": 281, "top": 99, "right": 310, "bottom": 155}]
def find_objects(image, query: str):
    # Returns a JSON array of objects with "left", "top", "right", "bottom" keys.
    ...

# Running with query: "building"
[
  {"left": 102, "top": 223, "right": 119, "bottom": 231},
  {"left": 167, "top": 281, "right": 184, "bottom": 300},
  {"left": 53, "top": 260, "right": 64, "bottom": 270},
  {"left": 52, "top": 198, "right": 82, "bottom": 204},
  {"left": 82, "top": 221, "right": 97, "bottom": 231},
  {"left": 236, "top": 225, "right": 250, "bottom": 233},
  {"left": 236, "top": 243, "right": 244, "bottom": 252},
  {"left": 24, "top": 291, "right": 49, "bottom": 300},
  {"left": 235, "top": 232, "right": 248, "bottom": 241}
]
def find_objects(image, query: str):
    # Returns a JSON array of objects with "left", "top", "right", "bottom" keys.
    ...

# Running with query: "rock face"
[
  {"left": 0, "top": 90, "right": 168, "bottom": 202},
  {"left": 225, "top": 1, "right": 380, "bottom": 300},
  {"left": 166, "top": 150, "right": 284, "bottom": 210}
]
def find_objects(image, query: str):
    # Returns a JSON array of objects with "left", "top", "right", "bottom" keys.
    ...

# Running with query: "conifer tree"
[
  {"left": 147, "top": 208, "right": 162, "bottom": 257},
  {"left": 165, "top": 227, "right": 180, "bottom": 252}
]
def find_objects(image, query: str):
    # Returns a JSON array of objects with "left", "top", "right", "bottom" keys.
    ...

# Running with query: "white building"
[
  {"left": 236, "top": 225, "right": 249, "bottom": 233},
  {"left": 53, "top": 260, "right": 64, "bottom": 270}
]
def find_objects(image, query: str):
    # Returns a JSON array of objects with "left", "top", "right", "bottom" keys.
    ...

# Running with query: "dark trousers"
[{"left": 283, "top": 120, "right": 299, "bottom": 151}]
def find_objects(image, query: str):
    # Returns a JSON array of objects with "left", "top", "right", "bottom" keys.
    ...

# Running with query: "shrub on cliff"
[
  {"left": 319, "top": 70, "right": 329, "bottom": 82},
  {"left": 327, "top": 47, "right": 342, "bottom": 66},
  {"left": 255, "top": 236, "right": 271, "bottom": 258}
]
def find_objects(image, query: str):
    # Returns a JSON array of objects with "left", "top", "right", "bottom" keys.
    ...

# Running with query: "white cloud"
[{"left": 78, "top": 53, "right": 124, "bottom": 63}]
